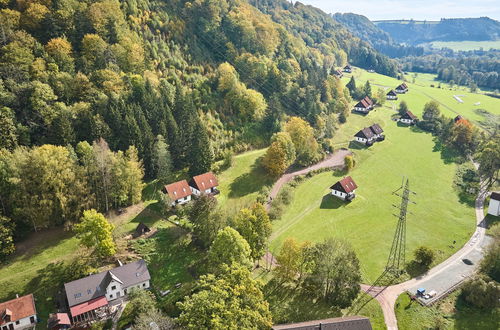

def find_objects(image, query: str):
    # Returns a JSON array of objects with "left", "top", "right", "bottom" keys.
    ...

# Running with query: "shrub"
[
  {"left": 344, "top": 155, "right": 355, "bottom": 172},
  {"left": 414, "top": 246, "right": 435, "bottom": 268},
  {"left": 461, "top": 276, "right": 500, "bottom": 309}
]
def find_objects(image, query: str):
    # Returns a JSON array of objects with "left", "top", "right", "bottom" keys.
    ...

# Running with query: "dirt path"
[
  {"left": 267, "top": 149, "right": 352, "bottom": 207},
  {"left": 363, "top": 180, "right": 490, "bottom": 330}
]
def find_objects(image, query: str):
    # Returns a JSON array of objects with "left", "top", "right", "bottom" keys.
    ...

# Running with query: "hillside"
[{"left": 374, "top": 17, "right": 500, "bottom": 45}]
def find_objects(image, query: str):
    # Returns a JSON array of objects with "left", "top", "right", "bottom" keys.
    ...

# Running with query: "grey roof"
[
  {"left": 354, "top": 127, "right": 375, "bottom": 139},
  {"left": 273, "top": 316, "right": 372, "bottom": 330},
  {"left": 64, "top": 260, "right": 150, "bottom": 307},
  {"left": 491, "top": 192, "right": 500, "bottom": 201},
  {"left": 387, "top": 90, "right": 397, "bottom": 96},
  {"left": 370, "top": 123, "right": 384, "bottom": 135}
]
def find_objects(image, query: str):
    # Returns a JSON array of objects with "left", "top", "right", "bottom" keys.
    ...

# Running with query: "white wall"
[
  {"left": 171, "top": 195, "right": 191, "bottom": 206},
  {"left": 1, "top": 315, "right": 36, "bottom": 330},
  {"left": 488, "top": 199, "right": 500, "bottom": 216},
  {"left": 355, "top": 137, "right": 367, "bottom": 143},
  {"left": 400, "top": 118, "right": 413, "bottom": 124},
  {"left": 106, "top": 280, "right": 151, "bottom": 302}
]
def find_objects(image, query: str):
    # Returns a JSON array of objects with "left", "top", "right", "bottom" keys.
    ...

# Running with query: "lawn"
[
  {"left": 217, "top": 148, "right": 274, "bottom": 212},
  {"left": 395, "top": 291, "right": 500, "bottom": 329},
  {"left": 429, "top": 40, "right": 500, "bottom": 51},
  {"left": 343, "top": 68, "right": 500, "bottom": 132},
  {"left": 270, "top": 109, "right": 476, "bottom": 283}
]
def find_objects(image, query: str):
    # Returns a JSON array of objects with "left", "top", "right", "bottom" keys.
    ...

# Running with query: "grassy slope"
[
  {"left": 395, "top": 291, "right": 500, "bottom": 330},
  {"left": 270, "top": 108, "right": 476, "bottom": 282},
  {"left": 429, "top": 40, "right": 500, "bottom": 51},
  {"left": 343, "top": 68, "right": 500, "bottom": 128}
]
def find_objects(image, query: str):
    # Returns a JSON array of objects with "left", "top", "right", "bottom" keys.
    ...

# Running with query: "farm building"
[
  {"left": 134, "top": 223, "right": 151, "bottom": 237},
  {"left": 399, "top": 111, "right": 418, "bottom": 125},
  {"left": 0, "top": 294, "right": 37, "bottom": 330},
  {"left": 333, "top": 69, "right": 343, "bottom": 78},
  {"left": 163, "top": 180, "right": 192, "bottom": 206},
  {"left": 395, "top": 83, "right": 409, "bottom": 94},
  {"left": 353, "top": 96, "right": 374, "bottom": 113},
  {"left": 331, "top": 176, "right": 358, "bottom": 201},
  {"left": 354, "top": 127, "right": 376, "bottom": 145},
  {"left": 189, "top": 172, "right": 220, "bottom": 196},
  {"left": 64, "top": 260, "right": 150, "bottom": 325},
  {"left": 273, "top": 316, "right": 372, "bottom": 330},
  {"left": 386, "top": 90, "right": 398, "bottom": 100},
  {"left": 343, "top": 65, "right": 352, "bottom": 73},
  {"left": 488, "top": 192, "right": 500, "bottom": 216}
]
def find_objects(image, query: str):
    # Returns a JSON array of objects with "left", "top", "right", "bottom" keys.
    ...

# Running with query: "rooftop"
[
  {"left": 0, "top": 294, "right": 36, "bottom": 325},
  {"left": 164, "top": 180, "right": 191, "bottom": 200}
]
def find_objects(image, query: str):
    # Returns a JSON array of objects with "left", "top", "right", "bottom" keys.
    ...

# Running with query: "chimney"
[
  {"left": 16, "top": 294, "right": 19, "bottom": 298},
  {"left": 118, "top": 260, "right": 123, "bottom": 266}
]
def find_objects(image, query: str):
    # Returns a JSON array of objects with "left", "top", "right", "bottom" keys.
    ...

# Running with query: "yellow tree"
[
  {"left": 75, "top": 209, "right": 116, "bottom": 258},
  {"left": 284, "top": 117, "right": 319, "bottom": 166},
  {"left": 262, "top": 131, "right": 296, "bottom": 177},
  {"left": 45, "top": 37, "right": 74, "bottom": 72}
]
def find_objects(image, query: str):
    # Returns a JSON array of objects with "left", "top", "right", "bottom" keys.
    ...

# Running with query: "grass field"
[
  {"left": 343, "top": 68, "right": 500, "bottom": 132},
  {"left": 395, "top": 291, "right": 499, "bottom": 329},
  {"left": 270, "top": 109, "right": 476, "bottom": 283},
  {"left": 429, "top": 40, "right": 500, "bottom": 51}
]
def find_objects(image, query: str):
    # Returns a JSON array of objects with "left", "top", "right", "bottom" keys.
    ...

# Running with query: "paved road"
[
  {"left": 362, "top": 184, "right": 491, "bottom": 330},
  {"left": 267, "top": 149, "right": 352, "bottom": 207}
]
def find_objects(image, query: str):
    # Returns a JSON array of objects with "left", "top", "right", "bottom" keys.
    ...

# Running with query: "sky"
[{"left": 298, "top": 0, "right": 500, "bottom": 21}]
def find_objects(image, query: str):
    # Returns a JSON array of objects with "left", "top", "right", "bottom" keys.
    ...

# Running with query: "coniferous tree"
[{"left": 189, "top": 119, "right": 214, "bottom": 177}]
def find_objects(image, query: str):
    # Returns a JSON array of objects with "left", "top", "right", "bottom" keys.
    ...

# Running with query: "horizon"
[{"left": 298, "top": 0, "right": 500, "bottom": 21}]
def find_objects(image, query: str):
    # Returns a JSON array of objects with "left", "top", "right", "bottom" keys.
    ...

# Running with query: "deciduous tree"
[
  {"left": 413, "top": 246, "right": 435, "bottom": 268},
  {"left": 0, "top": 215, "right": 15, "bottom": 261},
  {"left": 262, "top": 131, "right": 296, "bottom": 176},
  {"left": 207, "top": 227, "right": 252, "bottom": 271},
  {"left": 75, "top": 209, "right": 116, "bottom": 258},
  {"left": 233, "top": 203, "right": 272, "bottom": 261},
  {"left": 284, "top": 117, "right": 319, "bottom": 166}
]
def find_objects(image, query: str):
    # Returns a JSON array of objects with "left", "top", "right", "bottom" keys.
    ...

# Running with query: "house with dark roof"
[
  {"left": 343, "top": 65, "right": 352, "bottom": 73},
  {"left": 370, "top": 123, "right": 385, "bottom": 141},
  {"left": 0, "top": 294, "right": 37, "bottom": 330},
  {"left": 163, "top": 180, "right": 192, "bottom": 206},
  {"left": 273, "top": 316, "right": 372, "bottom": 330},
  {"left": 353, "top": 96, "right": 374, "bottom": 113},
  {"left": 487, "top": 192, "right": 500, "bottom": 216},
  {"left": 395, "top": 82, "right": 409, "bottom": 94},
  {"left": 354, "top": 127, "right": 376, "bottom": 145},
  {"left": 134, "top": 223, "right": 151, "bottom": 238},
  {"left": 64, "top": 260, "right": 150, "bottom": 325},
  {"left": 454, "top": 115, "right": 463, "bottom": 123},
  {"left": 399, "top": 111, "right": 418, "bottom": 125},
  {"left": 330, "top": 176, "right": 358, "bottom": 201},
  {"left": 333, "top": 69, "right": 343, "bottom": 78},
  {"left": 386, "top": 89, "right": 398, "bottom": 100},
  {"left": 189, "top": 172, "right": 219, "bottom": 196}
]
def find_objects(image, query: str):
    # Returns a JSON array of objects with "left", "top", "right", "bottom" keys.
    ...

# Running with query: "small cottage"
[
  {"left": 333, "top": 69, "right": 343, "bottom": 78},
  {"left": 369, "top": 124, "right": 385, "bottom": 141},
  {"left": 189, "top": 172, "right": 219, "bottom": 196},
  {"left": 386, "top": 90, "right": 398, "bottom": 100},
  {"left": 488, "top": 192, "right": 500, "bottom": 216},
  {"left": 399, "top": 111, "right": 417, "bottom": 125},
  {"left": 395, "top": 82, "right": 409, "bottom": 94},
  {"left": 353, "top": 96, "right": 374, "bottom": 113},
  {"left": 343, "top": 65, "right": 352, "bottom": 73},
  {"left": 454, "top": 115, "right": 463, "bottom": 123},
  {"left": 163, "top": 180, "right": 192, "bottom": 206},
  {"left": 354, "top": 127, "right": 375, "bottom": 145},
  {"left": 0, "top": 294, "right": 37, "bottom": 330},
  {"left": 134, "top": 223, "right": 151, "bottom": 237},
  {"left": 331, "top": 176, "right": 358, "bottom": 201}
]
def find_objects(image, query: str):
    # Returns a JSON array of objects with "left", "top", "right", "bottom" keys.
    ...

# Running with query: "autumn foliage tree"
[
  {"left": 233, "top": 203, "right": 272, "bottom": 261},
  {"left": 74, "top": 209, "right": 116, "bottom": 258},
  {"left": 284, "top": 117, "right": 319, "bottom": 166},
  {"left": 262, "top": 131, "right": 296, "bottom": 176}
]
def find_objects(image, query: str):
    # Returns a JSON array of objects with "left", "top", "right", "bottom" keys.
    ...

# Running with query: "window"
[
  {"left": 74, "top": 293, "right": 81, "bottom": 299},
  {"left": 109, "top": 294, "right": 113, "bottom": 299},
  {"left": 111, "top": 285, "right": 116, "bottom": 290},
  {"left": 143, "top": 283, "right": 146, "bottom": 287},
  {"left": 30, "top": 316, "right": 35, "bottom": 324},
  {"left": 15, "top": 321, "right": 19, "bottom": 325},
  {"left": 124, "top": 289, "right": 127, "bottom": 294},
  {"left": 87, "top": 289, "right": 92, "bottom": 294}
]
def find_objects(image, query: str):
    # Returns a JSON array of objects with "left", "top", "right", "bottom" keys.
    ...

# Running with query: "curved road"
[{"left": 362, "top": 183, "right": 490, "bottom": 330}]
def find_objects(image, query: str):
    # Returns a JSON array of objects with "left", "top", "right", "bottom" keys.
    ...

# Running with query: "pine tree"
[
  {"left": 152, "top": 135, "right": 173, "bottom": 183},
  {"left": 189, "top": 119, "right": 214, "bottom": 177}
]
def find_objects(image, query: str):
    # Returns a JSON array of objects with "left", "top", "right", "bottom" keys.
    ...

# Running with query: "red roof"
[
  {"left": 402, "top": 111, "right": 417, "bottom": 120},
  {"left": 0, "top": 294, "right": 36, "bottom": 325},
  {"left": 356, "top": 96, "right": 374, "bottom": 109},
  {"left": 189, "top": 172, "right": 219, "bottom": 191},
  {"left": 330, "top": 176, "right": 358, "bottom": 194},
  {"left": 70, "top": 296, "right": 108, "bottom": 317},
  {"left": 164, "top": 180, "right": 191, "bottom": 200}
]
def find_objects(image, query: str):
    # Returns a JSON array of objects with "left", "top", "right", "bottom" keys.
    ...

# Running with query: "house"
[
  {"left": 330, "top": 176, "right": 358, "bottom": 201},
  {"left": 64, "top": 260, "right": 150, "bottom": 325},
  {"left": 273, "top": 316, "right": 372, "bottom": 330},
  {"left": 163, "top": 180, "right": 192, "bottom": 206},
  {"left": 134, "top": 223, "right": 151, "bottom": 237},
  {"left": 354, "top": 127, "right": 376, "bottom": 145},
  {"left": 454, "top": 115, "right": 463, "bottom": 123},
  {"left": 487, "top": 192, "right": 500, "bottom": 216},
  {"left": 0, "top": 294, "right": 37, "bottom": 330},
  {"left": 399, "top": 111, "right": 418, "bottom": 125},
  {"left": 395, "top": 82, "right": 409, "bottom": 94},
  {"left": 189, "top": 172, "right": 219, "bottom": 196},
  {"left": 343, "top": 65, "right": 352, "bottom": 73},
  {"left": 353, "top": 96, "right": 374, "bottom": 113},
  {"left": 386, "top": 89, "right": 398, "bottom": 100},
  {"left": 370, "top": 123, "right": 385, "bottom": 141},
  {"left": 333, "top": 69, "right": 343, "bottom": 78},
  {"left": 47, "top": 313, "right": 71, "bottom": 330}
]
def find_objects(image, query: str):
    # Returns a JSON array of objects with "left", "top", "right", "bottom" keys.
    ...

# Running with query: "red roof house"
[
  {"left": 163, "top": 180, "right": 192, "bottom": 205},
  {"left": 0, "top": 294, "right": 37, "bottom": 329},
  {"left": 330, "top": 176, "right": 358, "bottom": 201},
  {"left": 189, "top": 172, "right": 219, "bottom": 196}
]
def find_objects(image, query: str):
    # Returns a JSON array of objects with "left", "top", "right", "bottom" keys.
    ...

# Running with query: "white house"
[
  {"left": 0, "top": 295, "right": 37, "bottom": 330},
  {"left": 64, "top": 260, "right": 151, "bottom": 325},
  {"left": 331, "top": 176, "right": 358, "bottom": 201},
  {"left": 189, "top": 172, "right": 219, "bottom": 196},
  {"left": 163, "top": 180, "right": 192, "bottom": 206},
  {"left": 399, "top": 111, "right": 418, "bottom": 125},
  {"left": 343, "top": 65, "right": 352, "bottom": 73},
  {"left": 354, "top": 127, "right": 375, "bottom": 145},
  {"left": 386, "top": 90, "right": 398, "bottom": 100},
  {"left": 395, "top": 83, "right": 409, "bottom": 94},
  {"left": 487, "top": 192, "right": 500, "bottom": 216},
  {"left": 353, "top": 96, "right": 374, "bottom": 113}
]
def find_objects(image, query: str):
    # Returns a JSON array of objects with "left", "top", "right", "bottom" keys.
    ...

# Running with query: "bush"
[
  {"left": 461, "top": 276, "right": 500, "bottom": 309},
  {"left": 414, "top": 246, "right": 435, "bottom": 268},
  {"left": 480, "top": 241, "right": 500, "bottom": 282},
  {"left": 344, "top": 155, "right": 354, "bottom": 172}
]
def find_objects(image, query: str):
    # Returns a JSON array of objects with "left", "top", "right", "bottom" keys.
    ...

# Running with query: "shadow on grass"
[
  {"left": 142, "top": 180, "right": 163, "bottom": 201},
  {"left": 348, "top": 141, "right": 366, "bottom": 150},
  {"left": 453, "top": 294, "right": 500, "bottom": 330},
  {"left": 458, "top": 190, "right": 477, "bottom": 208},
  {"left": 432, "top": 138, "right": 462, "bottom": 164},
  {"left": 485, "top": 214, "right": 499, "bottom": 230},
  {"left": 405, "top": 260, "right": 429, "bottom": 278},
  {"left": 263, "top": 278, "right": 341, "bottom": 324},
  {"left": 228, "top": 156, "right": 274, "bottom": 198},
  {"left": 320, "top": 194, "right": 346, "bottom": 209}
]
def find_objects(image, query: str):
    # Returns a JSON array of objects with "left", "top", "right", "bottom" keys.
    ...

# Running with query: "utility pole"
[{"left": 386, "top": 177, "right": 416, "bottom": 277}]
